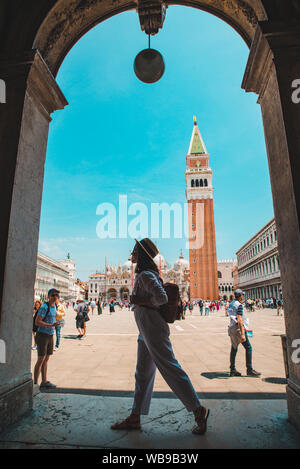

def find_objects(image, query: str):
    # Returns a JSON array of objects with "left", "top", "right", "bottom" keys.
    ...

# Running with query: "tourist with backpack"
[
  {"left": 111, "top": 238, "right": 210, "bottom": 436},
  {"left": 33, "top": 289, "right": 60, "bottom": 390},
  {"left": 74, "top": 299, "right": 90, "bottom": 339}
]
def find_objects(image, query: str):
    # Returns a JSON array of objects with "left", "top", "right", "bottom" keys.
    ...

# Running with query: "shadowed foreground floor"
[{"left": 0, "top": 392, "right": 300, "bottom": 449}]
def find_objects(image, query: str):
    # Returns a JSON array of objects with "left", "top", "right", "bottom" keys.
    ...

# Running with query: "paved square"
[{"left": 31, "top": 305, "right": 287, "bottom": 397}]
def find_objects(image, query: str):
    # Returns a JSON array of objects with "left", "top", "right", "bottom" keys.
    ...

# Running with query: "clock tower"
[{"left": 185, "top": 117, "right": 218, "bottom": 300}]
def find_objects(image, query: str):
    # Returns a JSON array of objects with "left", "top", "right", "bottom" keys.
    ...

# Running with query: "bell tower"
[{"left": 185, "top": 117, "right": 218, "bottom": 300}]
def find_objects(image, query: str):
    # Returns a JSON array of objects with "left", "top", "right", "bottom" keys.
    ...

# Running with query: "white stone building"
[
  {"left": 218, "top": 259, "right": 236, "bottom": 300},
  {"left": 236, "top": 218, "right": 282, "bottom": 300},
  {"left": 58, "top": 254, "right": 78, "bottom": 302},
  {"left": 34, "top": 252, "right": 69, "bottom": 301}
]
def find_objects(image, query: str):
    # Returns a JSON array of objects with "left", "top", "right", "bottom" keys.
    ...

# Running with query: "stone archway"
[
  {"left": 107, "top": 288, "right": 118, "bottom": 300},
  {"left": 0, "top": 0, "right": 300, "bottom": 432},
  {"left": 120, "top": 287, "right": 129, "bottom": 301},
  {"left": 32, "top": 0, "right": 267, "bottom": 78}
]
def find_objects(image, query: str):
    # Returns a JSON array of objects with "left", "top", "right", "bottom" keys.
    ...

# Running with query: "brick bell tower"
[{"left": 185, "top": 117, "right": 218, "bottom": 300}]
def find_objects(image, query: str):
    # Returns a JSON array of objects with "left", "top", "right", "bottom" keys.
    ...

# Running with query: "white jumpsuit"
[{"left": 131, "top": 270, "right": 201, "bottom": 415}]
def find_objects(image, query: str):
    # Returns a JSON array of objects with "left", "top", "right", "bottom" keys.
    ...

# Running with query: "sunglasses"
[{"left": 50, "top": 293, "right": 59, "bottom": 297}]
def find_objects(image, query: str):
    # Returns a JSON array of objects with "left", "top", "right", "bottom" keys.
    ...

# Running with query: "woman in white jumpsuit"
[{"left": 111, "top": 238, "right": 210, "bottom": 435}]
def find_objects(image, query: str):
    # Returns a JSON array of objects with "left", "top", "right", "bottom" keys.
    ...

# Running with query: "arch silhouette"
[
  {"left": 32, "top": 1, "right": 268, "bottom": 76},
  {"left": 1, "top": 0, "right": 300, "bottom": 432}
]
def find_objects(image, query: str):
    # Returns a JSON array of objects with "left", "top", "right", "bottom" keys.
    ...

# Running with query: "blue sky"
[{"left": 39, "top": 7, "right": 274, "bottom": 280}]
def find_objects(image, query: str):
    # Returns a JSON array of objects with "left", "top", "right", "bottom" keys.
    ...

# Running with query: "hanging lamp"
[{"left": 134, "top": 1, "right": 167, "bottom": 83}]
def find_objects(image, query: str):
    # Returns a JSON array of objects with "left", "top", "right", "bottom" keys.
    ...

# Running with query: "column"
[
  {"left": 0, "top": 50, "right": 67, "bottom": 432},
  {"left": 243, "top": 20, "right": 300, "bottom": 430}
]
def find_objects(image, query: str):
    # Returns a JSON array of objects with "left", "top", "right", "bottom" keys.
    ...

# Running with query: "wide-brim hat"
[{"left": 135, "top": 238, "right": 159, "bottom": 260}]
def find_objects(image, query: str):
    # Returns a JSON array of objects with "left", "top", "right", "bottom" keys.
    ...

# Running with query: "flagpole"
[{"left": 105, "top": 256, "right": 107, "bottom": 302}]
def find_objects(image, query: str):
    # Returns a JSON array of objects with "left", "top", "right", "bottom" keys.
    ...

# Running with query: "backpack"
[
  {"left": 130, "top": 274, "right": 183, "bottom": 324},
  {"left": 83, "top": 304, "right": 90, "bottom": 321},
  {"left": 158, "top": 282, "right": 183, "bottom": 324},
  {"left": 76, "top": 303, "right": 89, "bottom": 322},
  {"left": 33, "top": 302, "right": 52, "bottom": 332}
]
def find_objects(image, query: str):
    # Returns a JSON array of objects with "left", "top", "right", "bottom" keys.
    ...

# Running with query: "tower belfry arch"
[{"left": 0, "top": 0, "right": 300, "bottom": 433}]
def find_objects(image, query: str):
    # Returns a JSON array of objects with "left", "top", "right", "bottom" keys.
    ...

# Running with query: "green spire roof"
[
  {"left": 188, "top": 117, "right": 208, "bottom": 155},
  {"left": 190, "top": 129, "right": 206, "bottom": 154}
]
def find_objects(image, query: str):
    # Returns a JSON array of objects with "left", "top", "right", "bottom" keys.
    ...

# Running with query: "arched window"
[
  {"left": 204, "top": 179, "right": 208, "bottom": 187},
  {"left": 196, "top": 179, "right": 199, "bottom": 187},
  {"left": 191, "top": 179, "right": 194, "bottom": 187},
  {"left": 200, "top": 179, "right": 203, "bottom": 187},
  {"left": 218, "top": 271, "right": 222, "bottom": 278}
]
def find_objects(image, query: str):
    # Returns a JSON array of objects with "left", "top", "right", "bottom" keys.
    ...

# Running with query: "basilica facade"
[
  {"left": 88, "top": 253, "right": 235, "bottom": 303},
  {"left": 88, "top": 252, "right": 190, "bottom": 303}
]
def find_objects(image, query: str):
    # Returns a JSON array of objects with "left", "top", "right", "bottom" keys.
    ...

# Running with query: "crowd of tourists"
[
  {"left": 182, "top": 299, "right": 224, "bottom": 317},
  {"left": 31, "top": 238, "right": 284, "bottom": 435}
]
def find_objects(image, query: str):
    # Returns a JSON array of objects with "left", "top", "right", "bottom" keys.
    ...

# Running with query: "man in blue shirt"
[{"left": 33, "top": 288, "right": 60, "bottom": 389}]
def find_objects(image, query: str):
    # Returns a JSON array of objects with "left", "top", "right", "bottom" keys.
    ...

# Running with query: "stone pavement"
[
  {"left": 30, "top": 305, "right": 288, "bottom": 396},
  {"left": 1, "top": 392, "right": 300, "bottom": 449},
  {"left": 1, "top": 305, "right": 300, "bottom": 449}
]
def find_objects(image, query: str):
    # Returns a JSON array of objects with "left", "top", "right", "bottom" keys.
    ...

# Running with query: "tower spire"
[{"left": 188, "top": 116, "right": 207, "bottom": 155}]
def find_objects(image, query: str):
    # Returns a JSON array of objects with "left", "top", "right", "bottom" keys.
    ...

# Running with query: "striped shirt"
[{"left": 228, "top": 300, "right": 249, "bottom": 329}]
